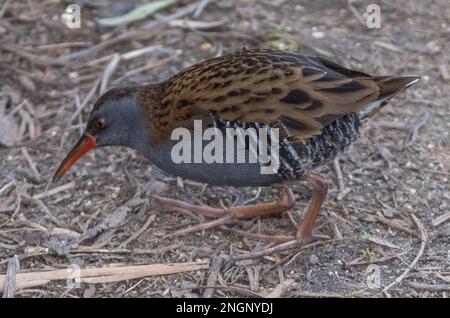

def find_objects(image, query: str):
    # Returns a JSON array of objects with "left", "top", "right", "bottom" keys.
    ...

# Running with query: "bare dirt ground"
[{"left": 0, "top": 0, "right": 449, "bottom": 298}]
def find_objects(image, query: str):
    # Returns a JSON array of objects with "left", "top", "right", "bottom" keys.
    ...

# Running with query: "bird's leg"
[
  {"left": 296, "top": 172, "right": 329, "bottom": 242},
  {"left": 155, "top": 187, "right": 296, "bottom": 238},
  {"left": 228, "top": 172, "right": 329, "bottom": 262},
  {"left": 229, "top": 187, "right": 295, "bottom": 219}
]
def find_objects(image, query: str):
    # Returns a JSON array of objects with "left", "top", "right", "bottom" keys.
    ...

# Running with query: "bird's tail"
[{"left": 359, "top": 76, "right": 420, "bottom": 119}]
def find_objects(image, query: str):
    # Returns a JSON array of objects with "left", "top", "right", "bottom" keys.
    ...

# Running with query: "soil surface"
[{"left": 0, "top": 0, "right": 449, "bottom": 298}]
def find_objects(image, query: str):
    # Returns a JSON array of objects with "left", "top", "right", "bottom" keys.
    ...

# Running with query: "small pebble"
[
  {"left": 309, "top": 254, "right": 319, "bottom": 265},
  {"left": 200, "top": 42, "right": 212, "bottom": 51},
  {"left": 312, "top": 31, "right": 325, "bottom": 39}
]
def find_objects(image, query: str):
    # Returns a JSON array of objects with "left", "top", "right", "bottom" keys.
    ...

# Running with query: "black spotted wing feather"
[{"left": 159, "top": 50, "right": 406, "bottom": 141}]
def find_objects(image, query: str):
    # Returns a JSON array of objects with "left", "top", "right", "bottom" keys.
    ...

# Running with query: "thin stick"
[
  {"left": 0, "top": 261, "right": 210, "bottom": 292},
  {"left": 119, "top": 213, "right": 155, "bottom": 248},
  {"left": 406, "top": 111, "right": 431, "bottom": 146},
  {"left": 32, "top": 181, "right": 75, "bottom": 200},
  {"left": 33, "top": 42, "right": 90, "bottom": 50},
  {"left": 383, "top": 214, "right": 428, "bottom": 294},
  {"left": 33, "top": 198, "right": 63, "bottom": 227},
  {"left": 0, "top": 44, "right": 67, "bottom": 66},
  {"left": 291, "top": 291, "right": 344, "bottom": 298},
  {"left": 193, "top": 0, "right": 210, "bottom": 18},
  {"left": 232, "top": 239, "right": 334, "bottom": 262},
  {"left": 121, "top": 45, "right": 163, "bottom": 60},
  {"left": 0, "top": 0, "right": 11, "bottom": 19},
  {"left": 74, "top": 95, "right": 83, "bottom": 135},
  {"left": 189, "top": 284, "right": 262, "bottom": 297},
  {"left": 100, "top": 54, "right": 121, "bottom": 95},
  {"left": 221, "top": 226, "right": 294, "bottom": 243},
  {"left": 332, "top": 158, "right": 345, "bottom": 194},
  {"left": 72, "top": 243, "right": 180, "bottom": 255},
  {"left": 286, "top": 210, "right": 299, "bottom": 228},
  {"left": 346, "top": 253, "right": 405, "bottom": 266},
  {"left": 408, "top": 282, "right": 450, "bottom": 292},
  {"left": 167, "top": 18, "right": 228, "bottom": 30},
  {"left": 374, "top": 212, "right": 418, "bottom": 237},
  {"left": 240, "top": 187, "right": 262, "bottom": 206},
  {"left": 67, "top": 77, "right": 101, "bottom": 125},
  {"left": 347, "top": 0, "right": 366, "bottom": 26},
  {"left": 21, "top": 147, "right": 40, "bottom": 180}
]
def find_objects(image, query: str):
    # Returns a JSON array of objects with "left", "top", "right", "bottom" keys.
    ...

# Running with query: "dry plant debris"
[{"left": 0, "top": 0, "right": 449, "bottom": 297}]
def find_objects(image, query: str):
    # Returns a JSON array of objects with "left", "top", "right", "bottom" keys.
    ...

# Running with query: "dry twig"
[
  {"left": 21, "top": 147, "right": 40, "bottom": 180},
  {"left": 373, "top": 212, "right": 418, "bottom": 237},
  {"left": 2, "top": 256, "right": 20, "bottom": 298},
  {"left": 431, "top": 212, "right": 450, "bottom": 227},
  {"left": 203, "top": 255, "right": 223, "bottom": 298},
  {"left": 333, "top": 158, "right": 345, "bottom": 194},
  {"left": 0, "top": 261, "right": 209, "bottom": 292},
  {"left": 406, "top": 111, "right": 431, "bottom": 146},
  {"left": 119, "top": 213, "right": 155, "bottom": 248},
  {"left": 383, "top": 214, "right": 428, "bottom": 295},
  {"left": 33, "top": 181, "right": 75, "bottom": 200},
  {"left": 408, "top": 281, "right": 450, "bottom": 292}
]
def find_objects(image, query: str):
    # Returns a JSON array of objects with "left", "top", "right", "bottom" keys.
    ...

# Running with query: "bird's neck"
[
  {"left": 135, "top": 83, "right": 167, "bottom": 146},
  {"left": 125, "top": 84, "right": 171, "bottom": 166}
]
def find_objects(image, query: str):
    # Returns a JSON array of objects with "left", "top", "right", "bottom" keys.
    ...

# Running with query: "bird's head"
[{"left": 52, "top": 86, "right": 154, "bottom": 182}]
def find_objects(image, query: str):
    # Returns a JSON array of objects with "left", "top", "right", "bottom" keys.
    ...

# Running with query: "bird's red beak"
[{"left": 53, "top": 133, "right": 96, "bottom": 182}]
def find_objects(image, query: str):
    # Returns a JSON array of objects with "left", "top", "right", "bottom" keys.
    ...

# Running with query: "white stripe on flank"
[
  {"left": 405, "top": 77, "right": 420, "bottom": 87},
  {"left": 280, "top": 157, "right": 294, "bottom": 172},
  {"left": 359, "top": 99, "right": 383, "bottom": 118},
  {"left": 360, "top": 77, "right": 419, "bottom": 118},
  {"left": 285, "top": 140, "right": 300, "bottom": 161}
]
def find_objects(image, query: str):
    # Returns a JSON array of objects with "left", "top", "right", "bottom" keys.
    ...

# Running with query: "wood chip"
[
  {"left": 439, "top": 64, "right": 450, "bottom": 81},
  {"left": 431, "top": 212, "right": 450, "bottom": 227}
]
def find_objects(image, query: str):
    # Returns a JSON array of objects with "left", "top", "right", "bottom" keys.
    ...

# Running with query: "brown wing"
[{"left": 157, "top": 50, "right": 398, "bottom": 140}]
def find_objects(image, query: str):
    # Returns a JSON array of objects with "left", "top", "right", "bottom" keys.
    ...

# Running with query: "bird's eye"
[{"left": 95, "top": 117, "right": 106, "bottom": 129}]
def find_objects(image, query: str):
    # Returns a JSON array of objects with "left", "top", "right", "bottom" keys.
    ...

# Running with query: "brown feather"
[{"left": 145, "top": 49, "right": 418, "bottom": 143}]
